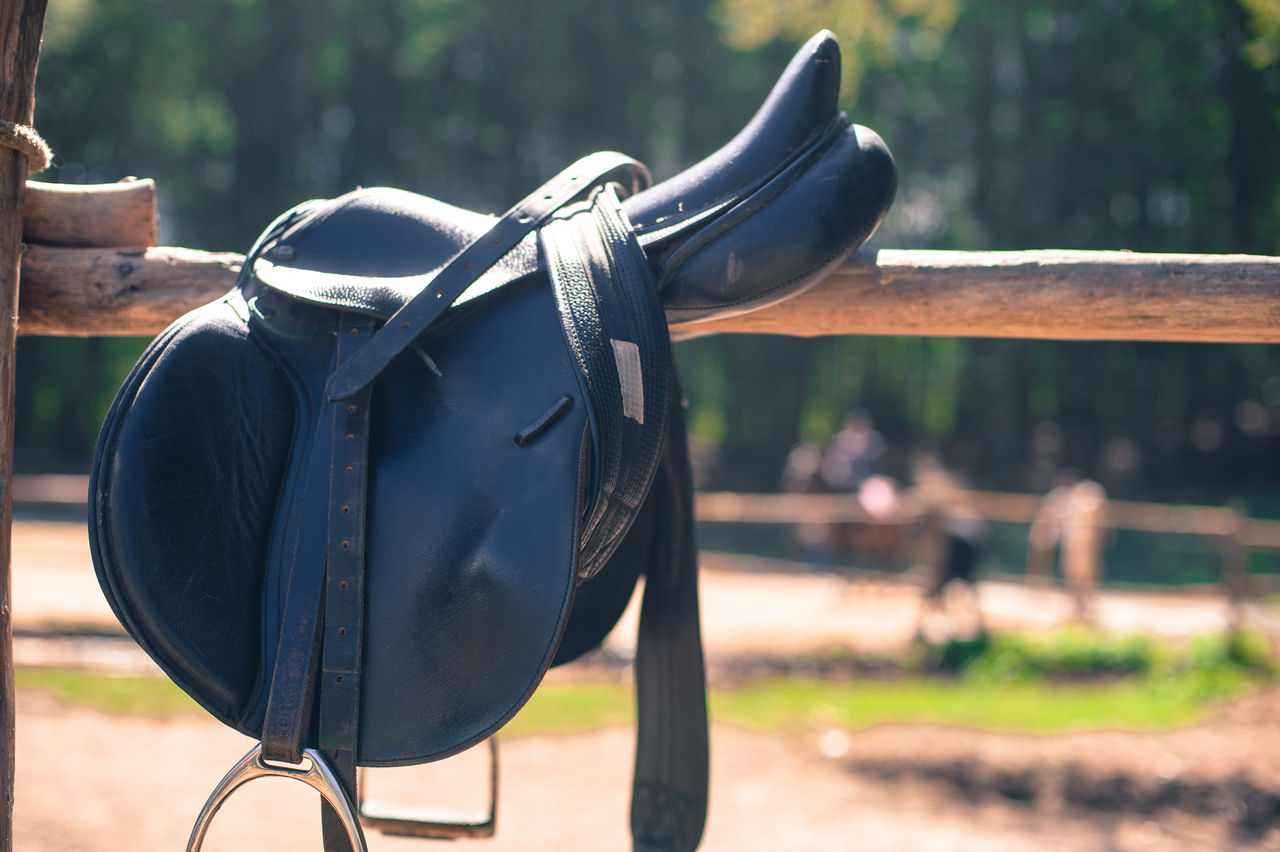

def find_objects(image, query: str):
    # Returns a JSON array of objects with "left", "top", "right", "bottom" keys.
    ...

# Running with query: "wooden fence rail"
[
  {"left": 15, "top": 475, "right": 1278, "bottom": 549},
  {"left": 694, "top": 490, "right": 1280, "bottom": 550},
  {"left": 15, "top": 247, "right": 1280, "bottom": 341}
]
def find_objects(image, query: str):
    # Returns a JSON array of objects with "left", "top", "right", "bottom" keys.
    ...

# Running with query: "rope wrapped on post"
[{"left": 0, "top": 118, "right": 49, "bottom": 173}]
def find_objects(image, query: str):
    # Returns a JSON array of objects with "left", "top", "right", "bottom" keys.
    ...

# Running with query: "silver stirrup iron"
[
  {"left": 358, "top": 737, "right": 499, "bottom": 839},
  {"left": 186, "top": 744, "right": 367, "bottom": 852}
]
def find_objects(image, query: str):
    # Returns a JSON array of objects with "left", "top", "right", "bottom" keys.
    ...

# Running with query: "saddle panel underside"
[
  {"left": 91, "top": 279, "right": 590, "bottom": 766},
  {"left": 90, "top": 299, "right": 295, "bottom": 721}
]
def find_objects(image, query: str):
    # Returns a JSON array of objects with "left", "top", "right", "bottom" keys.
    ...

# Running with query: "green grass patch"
[
  {"left": 926, "top": 627, "right": 1276, "bottom": 686},
  {"left": 509, "top": 673, "right": 1258, "bottom": 737},
  {"left": 16, "top": 666, "right": 1249, "bottom": 736},
  {"left": 15, "top": 667, "right": 201, "bottom": 718},
  {"left": 502, "top": 681, "right": 635, "bottom": 738},
  {"left": 710, "top": 676, "right": 1238, "bottom": 734},
  {"left": 15, "top": 628, "right": 1274, "bottom": 736}
]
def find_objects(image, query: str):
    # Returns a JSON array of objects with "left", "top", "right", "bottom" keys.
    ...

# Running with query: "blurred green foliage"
[
  {"left": 20, "top": 2, "right": 1280, "bottom": 558},
  {"left": 929, "top": 626, "right": 1276, "bottom": 688}
]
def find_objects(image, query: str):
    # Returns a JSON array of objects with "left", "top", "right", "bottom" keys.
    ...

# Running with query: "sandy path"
[
  {"left": 21, "top": 689, "right": 1256, "bottom": 852},
  {"left": 11, "top": 516, "right": 1280, "bottom": 850}
]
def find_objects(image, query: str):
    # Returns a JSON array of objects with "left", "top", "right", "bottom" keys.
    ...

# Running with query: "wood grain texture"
[
  {"left": 12, "top": 248, "right": 1280, "bottom": 342},
  {"left": 0, "top": 0, "right": 46, "bottom": 847},
  {"left": 670, "top": 250, "right": 1280, "bottom": 343},
  {"left": 23, "top": 178, "right": 157, "bottom": 247},
  {"left": 18, "top": 245, "right": 241, "bottom": 336}
]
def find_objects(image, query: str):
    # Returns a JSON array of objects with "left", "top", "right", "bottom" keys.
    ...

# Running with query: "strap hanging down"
[
  {"left": 543, "top": 186, "right": 706, "bottom": 851},
  {"left": 317, "top": 313, "right": 377, "bottom": 852},
  {"left": 631, "top": 390, "right": 708, "bottom": 852},
  {"left": 324, "top": 152, "right": 650, "bottom": 402},
  {"left": 201, "top": 312, "right": 377, "bottom": 852}
]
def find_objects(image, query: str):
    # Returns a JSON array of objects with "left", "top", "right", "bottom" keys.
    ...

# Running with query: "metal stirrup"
[{"left": 186, "top": 744, "right": 367, "bottom": 852}]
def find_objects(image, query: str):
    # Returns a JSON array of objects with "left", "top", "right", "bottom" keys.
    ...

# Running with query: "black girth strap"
[
  {"left": 540, "top": 185, "right": 672, "bottom": 580},
  {"left": 542, "top": 188, "right": 707, "bottom": 852},
  {"left": 632, "top": 391, "right": 708, "bottom": 852}
]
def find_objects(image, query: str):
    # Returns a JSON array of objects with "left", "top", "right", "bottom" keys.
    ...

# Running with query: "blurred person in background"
[
  {"left": 817, "top": 410, "right": 899, "bottom": 568},
  {"left": 908, "top": 455, "right": 989, "bottom": 641},
  {"left": 1028, "top": 470, "right": 1109, "bottom": 621}
]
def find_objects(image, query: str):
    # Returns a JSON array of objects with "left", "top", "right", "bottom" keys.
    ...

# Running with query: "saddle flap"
[{"left": 91, "top": 276, "right": 590, "bottom": 765}]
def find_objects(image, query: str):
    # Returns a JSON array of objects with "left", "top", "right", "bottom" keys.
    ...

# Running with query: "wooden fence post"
[
  {"left": 0, "top": 1, "right": 48, "bottom": 849},
  {"left": 1221, "top": 504, "right": 1248, "bottom": 633}
]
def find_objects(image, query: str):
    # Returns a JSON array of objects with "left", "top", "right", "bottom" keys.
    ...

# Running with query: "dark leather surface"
[
  {"left": 93, "top": 278, "right": 590, "bottom": 764},
  {"left": 91, "top": 299, "right": 289, "bottom": 721}
]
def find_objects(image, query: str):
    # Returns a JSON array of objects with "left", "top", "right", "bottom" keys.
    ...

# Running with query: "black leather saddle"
[{"left": 88, "top": 31, "right": 894, "bottom": 852}]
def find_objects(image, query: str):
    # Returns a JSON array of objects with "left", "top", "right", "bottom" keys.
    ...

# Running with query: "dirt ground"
[{"left": 10, "top": 517, "right": 1280, "bottom": 850}]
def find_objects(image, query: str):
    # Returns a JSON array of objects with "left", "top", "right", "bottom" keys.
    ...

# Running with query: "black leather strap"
[
  {"left": 254, "top": 310, "right": 374, "bottom": 852},
  {"left": 631, "top": 390, "right": 708, "bottom": 852},
  {"left": 541, "top": 186, "right": 671, "bottom": 580},
  {"left": 259, "top": 384, "right": 341, "bottom": 765},
  {"left": 324, "top": 152, "right": 650, "bottom": 402},
  {"left": 544, "top": 190, "right": 704, "bottom": 850},
  {"left": 317, "top": 313, "right": 376, "bottom": 852}
]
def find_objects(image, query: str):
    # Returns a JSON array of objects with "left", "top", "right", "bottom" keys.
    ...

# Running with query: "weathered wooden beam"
[
  {"left": 11, "top": 247, "right": 1280, "bottom": 342},
  {"left": 0, "top": 0, "right": 47, "bottom": 847},
  {"left": 675, "top": 250, "right": 1280, "bottom": 343},
  {"left": 18, "top": 245, "right": 241, "bottom": 336},
  {"left": 23, "top": 178, "right": 158, "bottom": 247}
]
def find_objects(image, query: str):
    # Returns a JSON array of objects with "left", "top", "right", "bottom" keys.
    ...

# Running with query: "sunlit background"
[
  {"left": 11, "top": 3, "right": 1280, "bottom": 847},
  {"left": 23, "top": 2, "right": 1280, "bottom": 582}
]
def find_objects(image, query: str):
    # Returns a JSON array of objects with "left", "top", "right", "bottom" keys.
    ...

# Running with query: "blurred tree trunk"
[{"left": 1222, "top": 0, "right": 1274, "bottom": 254}]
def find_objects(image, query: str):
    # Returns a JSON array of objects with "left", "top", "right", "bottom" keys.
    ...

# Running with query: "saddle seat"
[{"left": 253, "top": 30, "right": 895, "bottom": 330}]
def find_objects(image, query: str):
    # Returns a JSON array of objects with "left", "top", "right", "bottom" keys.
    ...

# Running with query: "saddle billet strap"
[
  {"left": 631, "top": 391, "right": 708, "bottom": 852},
  {"left": 316, "top": 313, "right": 376, "bottom": 852},
  {"left": 187, "top": 314, "right": 376, "bottom": 851},
  {"left": 242, "top": 311, "right": 375, "bottom": 852},
  {"left": 324, "top": 151, "right": 651, "bottom": 402},
  {"left": 540, "top": 185, "right": 672, "bottom": 580}
]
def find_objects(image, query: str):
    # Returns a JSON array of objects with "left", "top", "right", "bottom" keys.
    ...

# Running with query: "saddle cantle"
[{"left": 88, "top": 31, "right": 895, "bottom": 852}]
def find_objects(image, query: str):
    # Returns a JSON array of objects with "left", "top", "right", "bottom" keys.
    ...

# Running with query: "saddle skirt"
[{"left": 87, "top": 30, "right": 896, "bottom": 852}]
